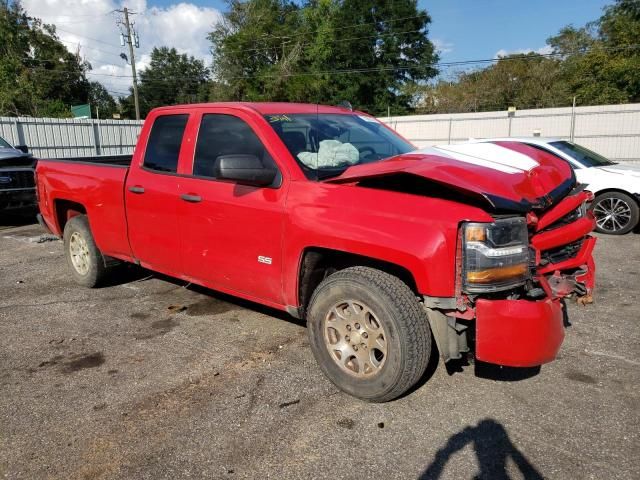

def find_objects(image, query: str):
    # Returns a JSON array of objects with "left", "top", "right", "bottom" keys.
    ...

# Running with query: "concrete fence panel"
[
  {"left": 0, "top": 116, "right": 143, "bottom": 158},
  {"left": 2, "top": 103, "right": 639, "bottom": 163},
  {"left": 381, "top": 103, "right": 640, "bottom": 162}
]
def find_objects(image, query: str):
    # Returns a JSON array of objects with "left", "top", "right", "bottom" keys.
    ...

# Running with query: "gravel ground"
[{"left": 0, "top": 215, "right": 638, "bottom": 480}]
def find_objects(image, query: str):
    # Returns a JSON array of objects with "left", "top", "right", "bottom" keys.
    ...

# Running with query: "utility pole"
[
  {"left": 116, "top": 7, "right": 140, "bottom": 120},
  {"left": 570, "top": 96, "right": 577, "bottom": 142}
]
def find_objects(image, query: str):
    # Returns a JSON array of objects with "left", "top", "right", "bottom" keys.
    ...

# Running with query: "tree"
[
  {"left": 208, "top": 0, "right": 439, "bottom": 115},
  {"left": 0, "top": 1, "right": 90, "bottom": 117},
  {"left": 548, "top": 0, "right": 640, "bottom": 105},
  {"left": 120, "top": 47, "right": 210, "bottom": 118},
  {"left": 88, "top": 81, "right": 117, "bottom": 119},
  {"left": 417, "top": 54, "right": 568, "bottom": 113}
]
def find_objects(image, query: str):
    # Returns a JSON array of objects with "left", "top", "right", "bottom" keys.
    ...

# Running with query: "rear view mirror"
[
  {"left": 15, "top": 145, "right": 28, "bottom": 154},
  {"left": 214, "top": 154, "right": 277, "bottom": 187}
]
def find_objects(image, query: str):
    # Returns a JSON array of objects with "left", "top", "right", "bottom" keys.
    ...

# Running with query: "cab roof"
[{"left": 151, "top": 102, "right": 361, "bottom": 115}]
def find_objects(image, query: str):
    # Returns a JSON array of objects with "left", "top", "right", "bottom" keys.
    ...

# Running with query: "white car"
[{"left": 432, "top": 138, "right": 640, "bottom": 235}]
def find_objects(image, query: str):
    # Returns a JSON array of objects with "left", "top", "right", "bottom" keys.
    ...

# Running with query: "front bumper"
[
  {"left": 475, "top": 298, "right": 564, "bottom": 367},
  {"left": 478, "top": 190, "right": 596, "bottom": 366},
  {"left": 439, "top": 189, "right": 596, "bottom": 367}
]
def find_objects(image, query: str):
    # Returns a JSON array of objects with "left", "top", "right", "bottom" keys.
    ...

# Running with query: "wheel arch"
[
  {"left": 54, "top": 198, "right": 87, "bottom": 236},
  {"left": 592, "top": 188, "right": 640, "bottom": 205},
  {"left": 296, "top": 247, "right": 419, "bottom": 315}
]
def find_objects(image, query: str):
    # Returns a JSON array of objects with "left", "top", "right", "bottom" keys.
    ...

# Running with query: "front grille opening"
[
  {"left": 544, "top": 206, "right": 583, "bottom": 231},
  {"left": 0, "top": 171, "right": 35, "bottom": 189},
  {"left": 540, "top": 238, "right": 584, "bottom": 265}
]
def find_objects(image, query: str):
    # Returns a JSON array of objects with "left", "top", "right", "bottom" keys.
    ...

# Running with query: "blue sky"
[
  {"left": 151, "top": 0, "right": 611, "bottom": 65},
  {"left": 424, "top": 0, "right": 610, "bottom": 63}
]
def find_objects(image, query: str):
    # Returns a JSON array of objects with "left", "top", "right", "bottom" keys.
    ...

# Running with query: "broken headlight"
[{"left": 462, "top": 217, "right": 529, "bottom": 293}]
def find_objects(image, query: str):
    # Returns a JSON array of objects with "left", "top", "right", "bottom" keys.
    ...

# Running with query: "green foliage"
[
  {"left": 549, "top": 0, "right": 640, "bottom": 105},
  {"left": 208, "top": 0, "right": 439, "bottom": 115},
  {"left": 0, "top": 1, "right": 92, "bottom": 117},
  {"left": 418, "top": 54, "right": 569, "bottom": 113},
  {"left": 119, "top": 47, "right": 210, "bottom": 118},
  {"left": 88, "top": 81, "right": 117, "bottom": 119}
]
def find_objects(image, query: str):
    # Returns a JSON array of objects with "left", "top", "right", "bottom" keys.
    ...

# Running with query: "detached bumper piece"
[{"left": 475, "top": 298, "right": 564, "bottom": 367}]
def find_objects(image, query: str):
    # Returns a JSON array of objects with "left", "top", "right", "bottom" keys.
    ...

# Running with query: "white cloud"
[
  {"left": 494, "top": 45, "right": 553, "bottom": 59},
  {"left": 432, "top": 38, "right": 454, "bottom": 55},
  {"left": 22, "top": 0, "right": 222, "bottom": 95}
]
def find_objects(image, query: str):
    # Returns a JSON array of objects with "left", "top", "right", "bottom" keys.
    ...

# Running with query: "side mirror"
[
  {"left": 15, "top": 145, "right": 28, "bottom": 154},
  {"left": 214, "top": 154, "right": 277, "bottom": 187}
]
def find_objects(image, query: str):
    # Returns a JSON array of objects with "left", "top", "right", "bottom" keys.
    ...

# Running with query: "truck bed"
[{"left": 36, "top": 156, "right": 133, "bottom": 260}]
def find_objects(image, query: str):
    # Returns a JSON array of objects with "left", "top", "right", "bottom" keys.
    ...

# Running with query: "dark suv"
[{"left": 0, "top": 136, "right": 36, "bottom": 211}]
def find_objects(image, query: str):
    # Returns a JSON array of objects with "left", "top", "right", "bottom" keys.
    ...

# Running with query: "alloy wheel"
[
  {"left": 593, "top": 197, "right": 632, "bottom": 233},
  {"left": 69, "top": 232, "right": 91, "bottom": 275},
  {"left": 323, "top": 300, "right": 387, "bottom": 377}
]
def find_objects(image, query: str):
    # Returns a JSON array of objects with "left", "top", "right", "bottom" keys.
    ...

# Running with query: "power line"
[
  {"left": 284, "top": 13, "right": 430, "bottom": 39},
  {"left": 40, "top": 11, "right": 115, "bottom": 26},
  {"left": 57, "top": 39, "right": 122, "bottom": 58},
  {"left": 222, "top": 7, "right": 429, "bottom": 40},
  {"left": 213, "top": 15, "right": 432, "bottom": 57},
  {"left": 21, "top": 43, "right": 640, "bottom": 83},
  {"left": 46, "top": 17, "right": 113, "bottom": 26},
  {"left": 233, "top": 27, "right": 427, "bottom": 56},
  {"left": 54, "top": 27, "right": 121, "bottom": 49},
  {"left": 38, "top": 12, "right": 115, "bottom": 20}
]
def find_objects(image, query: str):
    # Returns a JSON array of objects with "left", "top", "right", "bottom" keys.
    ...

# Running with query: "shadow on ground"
[
  {"left": 103, "top": 263, "right": 306, "bottom": 328},
  {"left": 420, "top": 418, "right": 543, "bottom": 479}
]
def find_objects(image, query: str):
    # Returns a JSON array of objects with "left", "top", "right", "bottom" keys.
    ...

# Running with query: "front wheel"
[
  {"left": 306, "top": 267, "right": 431, "bottom": 402},
  {"left": 591, "top": 191, "right": 639, "bottom": 235},
  {"left": 63, "top": 215, "right": 108, "bottom": 287}
]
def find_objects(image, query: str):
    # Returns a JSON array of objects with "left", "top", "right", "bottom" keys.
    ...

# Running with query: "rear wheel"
[
  {"left": 63, "top": 215, "right": 107, "bottom": 287},
  {"left": 592, "top": 191, "right": 639, "bottom": 235},
  {"left": 306, "top": 267, "right": 431, "bottom": 402}
]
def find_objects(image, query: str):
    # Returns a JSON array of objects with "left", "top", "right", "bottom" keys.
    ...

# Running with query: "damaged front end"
[{"left": 427, "top": 188, "right": 596, "bottom": 367}]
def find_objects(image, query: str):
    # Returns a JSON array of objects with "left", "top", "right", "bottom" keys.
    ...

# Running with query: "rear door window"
[{"left": 143, "top": 114, "right": 188, "bottom": 173}]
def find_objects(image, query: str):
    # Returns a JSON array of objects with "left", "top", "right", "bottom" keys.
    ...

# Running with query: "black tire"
[
  {"left": 63, "top": 215, "right": 107, "bottom": 287},
  {"left": 591, "top": 191, "right": 639, "bottom": 235},
  {"left": 306, "top": 266, "right": 431, "bottom": 402}
]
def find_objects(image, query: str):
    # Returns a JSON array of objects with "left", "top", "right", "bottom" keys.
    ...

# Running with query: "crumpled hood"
[{"left": 325, "top": 141, "right": 575, "bottom": 212}]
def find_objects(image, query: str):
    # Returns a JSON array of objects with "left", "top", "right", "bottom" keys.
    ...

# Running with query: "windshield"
[
  {"left": 0, "top": 136, "right": 11, "bottom": 149},
  {"left": 265, "top": 113, "right": 414, "bottom": 179},
  {"left": 550, "top": 141, "right": 615, "bottom": 168}
]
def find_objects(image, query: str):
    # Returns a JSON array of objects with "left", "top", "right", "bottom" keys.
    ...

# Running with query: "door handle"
[
  {"left": 181, "top": 193, "right": 202, "bottom": 203},
  {"left": 128, "top": 185, "right": 145, "bottom": 194}
]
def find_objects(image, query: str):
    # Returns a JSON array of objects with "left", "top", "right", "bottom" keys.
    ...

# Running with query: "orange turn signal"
[{"left": 466, "top": 264, "right": 527, "bottom": 284}]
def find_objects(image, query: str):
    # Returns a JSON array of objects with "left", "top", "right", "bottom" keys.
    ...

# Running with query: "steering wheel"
[{"left": 359, "top": 146, "right": 376, "bottom": 158}]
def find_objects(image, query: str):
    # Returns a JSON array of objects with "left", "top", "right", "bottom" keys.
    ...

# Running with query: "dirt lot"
[{"left": 0, "top": 214, "right": 638, "bottom": 480}]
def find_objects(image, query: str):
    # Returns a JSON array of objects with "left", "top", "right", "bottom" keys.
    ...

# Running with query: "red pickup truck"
[{"left": 36, "top": 102, "right": 596, "bottom": 401}]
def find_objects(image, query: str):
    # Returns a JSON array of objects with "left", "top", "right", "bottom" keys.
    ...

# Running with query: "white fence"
[
  {"left": 0, "top": 117, "right": 143, "bottom": 158},
  {"left": 1, "top": 103, "right": 639, "bottom": 162},
  {"left": 380, "top": 103, "right": 640, "bottom": 163}
]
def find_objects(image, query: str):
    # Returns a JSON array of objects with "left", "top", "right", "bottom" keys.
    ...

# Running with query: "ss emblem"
[{"left": 258, "top": 256, "right": 272, "bottom": 265}]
